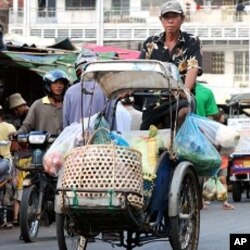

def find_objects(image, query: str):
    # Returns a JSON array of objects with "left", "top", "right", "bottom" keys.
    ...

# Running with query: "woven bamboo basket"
[{"left": 60, "top": 144, "right": 144, "bottom": 210}]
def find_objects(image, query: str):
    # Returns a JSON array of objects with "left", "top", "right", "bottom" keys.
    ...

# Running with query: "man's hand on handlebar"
[{"left": 9, "top": 133, "right": 22, "bottom": 152}]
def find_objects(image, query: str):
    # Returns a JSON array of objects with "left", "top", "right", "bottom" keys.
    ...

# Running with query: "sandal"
[
  {"left": 13, "top": 219, "right": 19, "bottom": 226},
  {"left": 223, "top": 202, "right": 235, "bottom": 210},
  {"left": 0, "top": 222, "right": 13, "bottom": 229}
]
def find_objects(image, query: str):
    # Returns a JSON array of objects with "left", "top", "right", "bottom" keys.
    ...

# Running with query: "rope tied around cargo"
[
  {"left": 108, "top": 143, "right": 116, "bottom": 210},
  {"left": 108, "top": 189, "right": 115, "bottom": 210},
  {"left": 72, "top": 188, "right": 79, "bottom": 208}
]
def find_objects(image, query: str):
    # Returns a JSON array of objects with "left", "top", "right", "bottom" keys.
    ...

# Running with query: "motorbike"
[
  {"left": 13, "top": 131, "right": 57, "bottom": 242},
  {"left": 55, "top": 60, "right": 203, "bottom": 250}
]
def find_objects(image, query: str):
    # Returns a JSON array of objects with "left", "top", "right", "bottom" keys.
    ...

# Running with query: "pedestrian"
[
  {"left": 63, "top": 49, "right": 114, "bottom": 128},
  {"left": 195, "top": 82, "right": 218, "bottom": 119},
  {"left": 62, "top": 50, "right": 123, "bottom": 241},
  {"left": 0, "top": 24, "right": 5, "bottom": 51},
  {"left": 121, "top": 97, "right": 142, "bottom": 130},
  {"left": 6, "top": 93, "right": 29, "bottom": 227},
  {"left": 215, "top": 109, "right": 235, "bottom": 210},
  {"left": 0, "top": 105, "right": 16, "bottom": 229},
  {"left": 195, "top": 82, "right": 219, "bottom": 209},
  {"left": 236, "top": 0, "right": 245, "bottom": 22},
  {"left": 137, "top": 0, "right": 202, "bottom": 129},
  {"left": 6, "top": 93, "right": 29, "bottom": 130}
]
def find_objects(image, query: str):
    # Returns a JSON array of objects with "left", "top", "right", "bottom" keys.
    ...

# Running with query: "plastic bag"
[
  {"left": 174, "top": 113, "right": 221, "bottom": 176},
  {"left": 191, "top": 113, "right": 240, "bottom": 149},
  {"left": 91, "top": 114, "right": 111, "bottom": 144},
  {"left": 128, "top": 125, "right": 164, "bottom": 180},
  {"left": 43, "top": 114, "right": 99, "bottom": 176},
  {"left": 109, "top": 131, "right": 129, "bottom": 147},
  {"left": 115, "top": 101, "right": 132, "bottom": 131},
  {"left": 215, "top": 177, "right": 227, "bottom": 201},
  {"left": 202, "top": 177, "right": 217, "bottom": 201},
  {"left": 43, "top": 122, "right": 83, "bottom": 176}
]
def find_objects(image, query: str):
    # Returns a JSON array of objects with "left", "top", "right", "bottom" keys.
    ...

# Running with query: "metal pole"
[
  {"left": 23, "top": 0, "right": 27, "bottom": 36},
  {"left": 96, "top": 0, "right": 104, "bottom": 45}
]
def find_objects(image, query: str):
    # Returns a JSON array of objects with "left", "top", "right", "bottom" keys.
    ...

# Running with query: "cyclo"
[{"left": 55, "top": 60, "right": 202, "bottom": 250}]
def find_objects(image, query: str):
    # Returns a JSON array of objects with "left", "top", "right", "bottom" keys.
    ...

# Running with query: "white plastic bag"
[
  {"left": 191, "top": 113, "right": 240, "bottom": 150},
  {"left": 43, "top": 113, "right": 98, "bottom": 176},
  {"left": 116, "top": 101, "right": 132, "bottom": 131}
]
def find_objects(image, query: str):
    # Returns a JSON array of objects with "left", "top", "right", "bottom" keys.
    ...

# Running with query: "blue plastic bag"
[{"left": 174, "top": 113, "right": 221, "bottom": 176}]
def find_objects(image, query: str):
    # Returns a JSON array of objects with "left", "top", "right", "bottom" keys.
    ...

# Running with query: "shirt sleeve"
[
  {"left": 187, "top": 36, "right": 203, "bottom": 76},
  {"left": 63, "top": 91, "right": 70, "bottom": 128},
  {"left": 205, "top": 90, "right": 219, "bottom": 116},
  {"left": 17, "top": 101, "right": 37, "bottom": 134}
]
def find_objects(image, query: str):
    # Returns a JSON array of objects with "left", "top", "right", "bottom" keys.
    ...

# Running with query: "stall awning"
[{"left": 84, "top": 43, "right": 140, "bottom": 60}]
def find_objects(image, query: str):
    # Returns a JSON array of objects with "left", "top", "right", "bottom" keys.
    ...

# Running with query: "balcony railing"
[{"left": 7, "top": 6, "right": 250, "bottom": 41}]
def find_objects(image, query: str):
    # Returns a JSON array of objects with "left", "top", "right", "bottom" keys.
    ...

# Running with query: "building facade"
[{"left": 6, "top": 0, "right": 250, "bottom": 103}]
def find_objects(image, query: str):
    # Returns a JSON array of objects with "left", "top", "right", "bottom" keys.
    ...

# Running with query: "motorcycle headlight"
[{"left": 28, "top": 134, "right": 47, "bottom": 144}]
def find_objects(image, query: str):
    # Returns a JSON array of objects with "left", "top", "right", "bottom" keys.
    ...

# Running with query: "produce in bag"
[
  {"left": 174, "top": 113, "right": 221, "bottom": 176},
  {"left": 129, "top": 125, "right": 164, "bottom": 181},
  {"left": 43, "top": 113, "right": 98, "bottom": 176},
  {"left": 202, "top": 177, "right": 217, "bottom": 201},
  {"left": 215, "top": 177, "right": 227, "bottom": 201},
  {"left": 189, "top": 113, "right": 240, "bottom": 150}
]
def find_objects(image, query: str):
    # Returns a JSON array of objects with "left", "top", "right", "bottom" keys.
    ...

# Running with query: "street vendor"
[{"left": 137, "top": 0, "right": 202, "bottom": 129}]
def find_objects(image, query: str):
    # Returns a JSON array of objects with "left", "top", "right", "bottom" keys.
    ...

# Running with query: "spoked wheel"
[
  {"left": 56, "top": 213, "right": 87, "bottom": 250},
  {"left": 169, "top": 167, "right": 200, "bottom": 250},
  {"left": 20, "top": 185, "right": 40, "bottom": 242}
]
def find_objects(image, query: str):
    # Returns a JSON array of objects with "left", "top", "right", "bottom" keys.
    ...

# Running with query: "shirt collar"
[
  {"left": 42, "top": 96, "right": 51, "bottom": 104},
  {"left": 156, "top": 30, "right": 185, "bottom": 45}
]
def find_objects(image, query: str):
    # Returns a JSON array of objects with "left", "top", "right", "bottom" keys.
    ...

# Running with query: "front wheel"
[
  {"left": 20, "top": 185, "right": 40, "bottom": 242},
  {"left": 56, "top": 213, "right": 87, "bottom": 250},
  {"left": 169, "top": 167, "right": 200, "bottom": 250}
]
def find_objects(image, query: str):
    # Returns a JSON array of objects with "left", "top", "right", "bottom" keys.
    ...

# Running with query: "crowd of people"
[{"left": 0, "top": 1, "right": 235, "bottom": 235}]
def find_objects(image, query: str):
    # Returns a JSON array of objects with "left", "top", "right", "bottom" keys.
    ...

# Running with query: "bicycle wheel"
[
  {"left": 56, "top": 213, "right": 87, "bottom": 250},
  {"left": 169, "top": 167, "right": 200, "bottom": 250}
]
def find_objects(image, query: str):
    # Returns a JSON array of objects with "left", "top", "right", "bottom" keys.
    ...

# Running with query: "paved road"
[{"left": 1, "top": 194, "right": 249, "bottom": 250}]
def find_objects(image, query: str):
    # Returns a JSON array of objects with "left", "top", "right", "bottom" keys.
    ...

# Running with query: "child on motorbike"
[{"left": 0, "top": 105, "right": 16, "bottom": 228}]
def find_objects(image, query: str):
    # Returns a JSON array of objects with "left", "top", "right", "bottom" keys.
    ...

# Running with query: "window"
[
  {"left": 141, "top": 0, "right": 166, "bottom": 10},
  {"left": 202, "top": 51, "right": 224, "bottom": 74},
  {"left": 65, "top": 0, "right": 96, "bottom": 10},
  {"left": 112, "top": 0, "right": 129, "bottom": 10},
  {"left": 234, "top": 51, "right": 249, "bottom": 81},
  {"left": 212, "top": 52, "right": 224, "bottom": 74},
  {"left": 38, "top": 0, "right": 56, "bottom": 17}
]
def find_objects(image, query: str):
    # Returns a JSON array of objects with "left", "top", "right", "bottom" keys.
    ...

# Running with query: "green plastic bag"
[
  {"left": 174, "top": 113, "right": 221, "bottom": 176},
  {"left": 91, "top": 114, "right": 111, "bottom": 144}
]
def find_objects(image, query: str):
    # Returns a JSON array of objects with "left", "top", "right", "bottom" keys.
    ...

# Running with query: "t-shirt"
[
  {"left": 18, "top": 96, "right": 63, "bottom": 135},
  {"left": 0, "top": 121, "right": 16, "bottom": 159},
  {"left": 63, "top": 80, "right": 115, "bottom": 128},
  {"left": 195, "top": 83, "right": 218, "bottom": 117}
]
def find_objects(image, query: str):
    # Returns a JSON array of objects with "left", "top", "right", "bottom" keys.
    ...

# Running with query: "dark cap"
[{"left": 160, "top": 1, "right": 184, "bottom": 16}]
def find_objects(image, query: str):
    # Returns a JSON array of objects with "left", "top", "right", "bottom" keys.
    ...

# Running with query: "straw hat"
[{"left": 8, "top": 93, "right": 26, "bottom": 109}]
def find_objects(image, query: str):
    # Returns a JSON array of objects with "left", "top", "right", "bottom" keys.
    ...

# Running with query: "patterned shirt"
[{"left": 139, "top": 30, "right": 203, "bottom": 89}]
